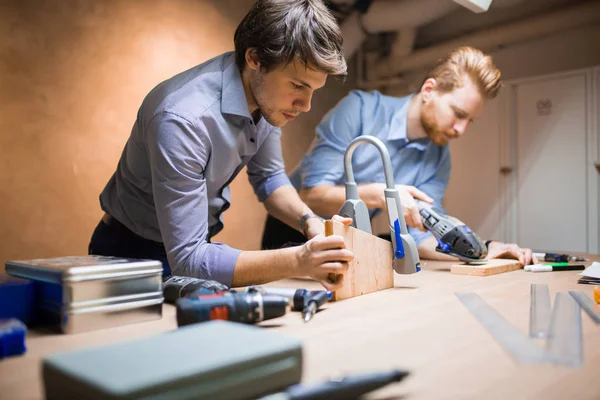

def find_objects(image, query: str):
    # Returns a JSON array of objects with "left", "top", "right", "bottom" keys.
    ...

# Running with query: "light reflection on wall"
[{"left": 0, "top": 0, "right": 254, "bottom": 267}]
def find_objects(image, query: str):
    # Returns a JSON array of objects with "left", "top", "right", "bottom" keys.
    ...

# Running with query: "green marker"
[{"left": 525, "top": 263, "right": 586, "bottom": 272}]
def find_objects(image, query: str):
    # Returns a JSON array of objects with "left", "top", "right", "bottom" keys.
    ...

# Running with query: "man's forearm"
[
  {"left": 417, "top": 236, "right": 458, "bottom": 261},
  {"left": 231, "top": 247, "right": 301, "bottom": 287},
  {"left": 299, "top": 183, "right": 385, "bottom": 217}
]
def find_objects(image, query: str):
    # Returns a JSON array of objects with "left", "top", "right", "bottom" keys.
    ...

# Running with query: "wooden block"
[
  {"left": 325, "top": 220, "right": 394, "bottom": 301},
  {"left": 450, "top": 259, "right": 522, "bottom": 276}
]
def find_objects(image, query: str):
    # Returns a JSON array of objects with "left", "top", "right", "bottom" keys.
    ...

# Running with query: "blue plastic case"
[
  {"left": 0, "top": 319, "right": 27, "bottom": 359},
  {"left": 0, "top": 275, "right": 34, "bottom": 324}
]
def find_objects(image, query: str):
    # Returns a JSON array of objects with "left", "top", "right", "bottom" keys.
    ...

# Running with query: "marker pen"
[
  {"left": 529, "top": 264, "right": 586, "bottom": 272},
  {"left": 525, "top": 263, "right": 571, "bottom": 271},
  {"left": 532, "top": 252, "right": 587, "bottom": 262}
]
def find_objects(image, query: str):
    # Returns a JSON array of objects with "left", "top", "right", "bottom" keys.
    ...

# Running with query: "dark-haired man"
[{"left": 89, "top": 0, "right": 353, "bottom": 290}]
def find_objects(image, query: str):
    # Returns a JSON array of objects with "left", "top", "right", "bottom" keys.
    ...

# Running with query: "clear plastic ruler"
[
  {"left": 569, "top": 291, "right": 600, "bottom": 324},
  {"left": 529, "top": 284, "right": 552, "bottom": 338},
  {"left": 544, "top": 292, "right": 583, "bottom": 367},
  {"left": 456, "top": 292, "right": 546, "bottom": 364},
  {"left": 457, "top": 286, "right": 585, "bottom": 367}
]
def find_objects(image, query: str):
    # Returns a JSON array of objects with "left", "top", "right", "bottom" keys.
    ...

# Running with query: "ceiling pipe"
[
  {"left": 341, "top": 12, "right": 367, "bottom": 59},
  {"left": 376, "top": 27, "right": 418, "bottom": 78},
  {"left": 391, "top": 27, "right": 418, "bottom": 59},
  {"left": 362, "top": 0, "right": 460, "bottom": 33},
  {"left": 379, "top": 0, "right": 600, "bottom": 77},
  {"left": 340, "top": 0, "right": 460, "bottom": 59}
]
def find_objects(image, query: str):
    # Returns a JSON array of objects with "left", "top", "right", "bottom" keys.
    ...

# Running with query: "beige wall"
[
  {"left": 0, "top": 0, "right": 355, "bottom": 271},
  {"left": 487, "top": 23, "right": 600, "bottom": 82}
]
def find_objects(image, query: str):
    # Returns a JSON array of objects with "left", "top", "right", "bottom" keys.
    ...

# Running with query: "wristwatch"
[{"left": 299, "top": 213, "right": 324, "bottom": 237}]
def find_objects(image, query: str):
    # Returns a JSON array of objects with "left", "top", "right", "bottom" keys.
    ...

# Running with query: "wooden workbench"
[{"left": 1, "top": 256, "right": 599, "bottom": 399}]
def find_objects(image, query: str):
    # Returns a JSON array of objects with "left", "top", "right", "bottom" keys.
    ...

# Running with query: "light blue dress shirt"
[
  {"left": 100, "top": 52, "right": 290, "bottom": 285},
  {"left": 290, "top": 90, "right": 451, "bottom": 245}
]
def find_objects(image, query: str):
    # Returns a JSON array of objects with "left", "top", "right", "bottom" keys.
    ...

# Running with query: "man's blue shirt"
[
  {"left": 100, "top": 52, "right": 290, "bottom": 285},
  {"left": 290, "top": 90, "right": 451, "bottom": 245}
]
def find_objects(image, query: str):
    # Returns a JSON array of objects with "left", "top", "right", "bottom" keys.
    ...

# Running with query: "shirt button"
[{"left": 250, "top": 138, "right": 255, "bottom": 143}]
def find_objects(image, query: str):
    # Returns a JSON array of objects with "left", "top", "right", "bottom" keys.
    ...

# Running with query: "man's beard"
[
  {"left": 256, "top": 100, "right": 280, "bottom": 126},
  {"left": 250, "top": 73, "right": 299, "bottom": 127},
  {"left": 420, "top": 100, "right": 453, "bottom": 147}
]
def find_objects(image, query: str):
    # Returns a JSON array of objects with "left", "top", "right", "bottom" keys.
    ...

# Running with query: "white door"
[{"left": 513, "top": 73, "right": 588, "bottom": 253}]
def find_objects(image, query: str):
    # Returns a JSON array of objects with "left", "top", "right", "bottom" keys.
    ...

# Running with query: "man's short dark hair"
[{"left": 234, "top": 0, "right": 347, "bottom": 77}]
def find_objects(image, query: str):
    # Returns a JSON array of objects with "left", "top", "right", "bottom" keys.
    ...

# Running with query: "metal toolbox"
[{"left": 5, "top": 255, "right": 163, "bottom": 334}]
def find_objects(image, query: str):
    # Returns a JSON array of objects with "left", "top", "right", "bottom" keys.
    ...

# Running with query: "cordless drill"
[{"left": 176, "top": 290, "right": 290, "bottom": 326}]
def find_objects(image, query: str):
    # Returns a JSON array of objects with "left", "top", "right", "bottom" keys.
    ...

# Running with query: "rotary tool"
[{"left": 417, "top": 200, "right": 487, "bottom": 263}]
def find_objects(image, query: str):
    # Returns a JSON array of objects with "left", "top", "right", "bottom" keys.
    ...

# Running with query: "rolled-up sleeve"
[
  {"left": 247, "top": 127, "right": 291, "bottom": 201},
  {"left": 146, "top": 112, "right": 241, "bottom": 285},
  {"left": 409, "top": 146, "right": 452, "bottom": 245},
  {"left": 301, "top": 91, "right": 363, "bottom": 188}
]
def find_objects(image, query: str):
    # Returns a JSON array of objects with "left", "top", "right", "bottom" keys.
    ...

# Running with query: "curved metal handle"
[{"left": 344, "top": 135, "right": 396, "bottom": 190}]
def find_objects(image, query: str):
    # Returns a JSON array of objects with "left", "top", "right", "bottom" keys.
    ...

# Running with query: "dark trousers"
[
  {"left": 88, "top": 215, "right": 171, "bottom": 276},
  {"left": 261, "top": 214, "right": 308, "bottom": 250}
]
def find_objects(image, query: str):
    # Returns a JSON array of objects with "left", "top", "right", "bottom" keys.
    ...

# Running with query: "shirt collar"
[
  {"left": 221, "top": 54, "right": 252, "bottom": 120},
  {"left": 388, "top": 94, "right": 429, "bottom": 151}
]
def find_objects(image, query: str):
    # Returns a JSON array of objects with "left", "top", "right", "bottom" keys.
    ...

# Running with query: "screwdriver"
[
  {"left": 176, "top": 291, "right": 290, "bottom": 326},
  {"left": 246, "top": 287, "right": 332, "bottom": 322},
  {"left": 302, "top": 290, "right": 331, "bottom": 323}
]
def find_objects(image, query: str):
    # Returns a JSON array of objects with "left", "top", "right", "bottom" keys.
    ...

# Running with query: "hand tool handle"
[
  {"left": 324, "top": 220, "right": 334, "bottom": 236},
  {"left": 324, "top": 220, "right": 341, "bottom": 286}
]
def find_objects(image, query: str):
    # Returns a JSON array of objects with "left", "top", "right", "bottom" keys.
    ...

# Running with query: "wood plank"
[
  {"left": 325, "top": 219, "right": 394, "bottom": 301},
  {"left": 451, "top": 258, "right": 522, "bottom": 276}
]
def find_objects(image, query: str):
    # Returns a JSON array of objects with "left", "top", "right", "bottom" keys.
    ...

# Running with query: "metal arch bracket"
[{"left": 340, "top": 135, "right": 421, "bottom": 274}]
